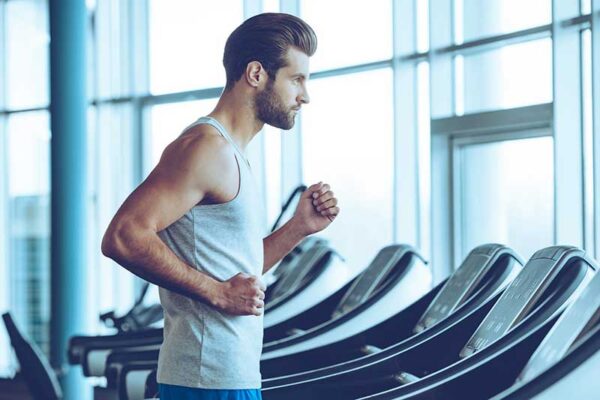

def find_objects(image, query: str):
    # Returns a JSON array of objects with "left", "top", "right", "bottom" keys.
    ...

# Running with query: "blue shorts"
[{"left": 158, "top": 384, "right": 262, "bottom": 400}]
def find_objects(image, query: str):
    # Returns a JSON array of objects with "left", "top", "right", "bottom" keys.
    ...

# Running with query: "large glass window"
[
  {"left": 456, "top": 0, "right": 551, "bottom": 43},
  {"left": 300, "top": 0, "right": 392, "bottom": 72},
  {"left": 2, "top": 111, "right": 51, "bottom": 372},
  {"left": 146, "top": 99, "right": 218, "bottom": 172},
  {"left": 5, "top": 0, "right": 49, "bottom": 109},
  {"left": 457, "top": 135, "right": 554, "bottom": 261},
  {"left": 301, "top": 69, "right": 394, "bottom": 270},
  {"left": 148, "top": 0, "right": 243, "bottom": 94},
  {"left": 458, "top": 38, "right": 553, "bottom": 114}
]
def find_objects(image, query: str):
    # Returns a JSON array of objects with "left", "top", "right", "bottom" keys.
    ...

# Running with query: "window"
[
  {"left": 148, "top": 0, "right": 243, "bottom": 94},
  {"left": 456, "top": 135, "right": 554, "bottom": 261},
  {"left": 301, "top": 68, "right": 394, "bottom": 269},
  {"left": 146, "top": 99, "right": 218, "bottom": 172},
  {"left": 5, "top": 0, "right": 49, "bottom": 109},
  {"left": 458, "top": 38, "right": 552, "bottom": 114},
  {"left": 2, "top": 111, "right": 51, "bottom": 372},
  {"left": 456, "top": 0, "right": 551, "bottom": 43},
  {"left": 300, "top": 0, "right": 392, "bottom": 72}
]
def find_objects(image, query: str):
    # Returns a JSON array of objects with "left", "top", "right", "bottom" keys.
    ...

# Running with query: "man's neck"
[{"left": 207, "top": 90, "right": 265, "bottom": 151}]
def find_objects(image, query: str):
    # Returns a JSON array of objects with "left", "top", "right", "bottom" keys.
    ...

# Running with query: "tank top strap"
[{"left": 190, "top": 116, "right": 251, "bottom": 169}]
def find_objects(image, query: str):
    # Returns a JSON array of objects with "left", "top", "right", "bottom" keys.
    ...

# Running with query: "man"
[{"left": 101, "top": 12, "right": 339, "bottom": 400}]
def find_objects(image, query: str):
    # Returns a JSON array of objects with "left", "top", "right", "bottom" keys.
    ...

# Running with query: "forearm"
[
  {"left": 102, "top": 227, "right": 221, "bottom": 307},
  {"left": 263, "top": 219, "right": 306, "bottom": 274}
]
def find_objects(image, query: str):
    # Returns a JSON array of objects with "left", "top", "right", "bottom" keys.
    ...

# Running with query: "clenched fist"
[
  {"left": 291, "top": 182, "right": 340, "bottom": 236},
  {"left": 213, "top": 273, "right": 266, "bottom": 316}
]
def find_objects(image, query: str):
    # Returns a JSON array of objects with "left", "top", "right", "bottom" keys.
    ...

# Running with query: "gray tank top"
[{"left": 156, "top": 116, "right": 265, "bottom": 389}]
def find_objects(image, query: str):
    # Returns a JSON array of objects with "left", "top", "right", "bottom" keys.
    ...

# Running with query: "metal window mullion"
[
  {"left": 450, "top": 127, "right": 552, "bottom": 146},
  {"left": 0, "top": 106, "right": 49, "bottom": 115},
  {"left": 437, "top": 24, "right": 552, "bottom": 56},
  {"left": 431, "top": 103, "right": 553, "bottom": 137},
  {"left": 129, "top": 0, "right": 148, "bottom": 183},
  {"left": 128, "top": 0, "right": 149, "bottom": 297},
  {"left": 244, "top": 0, "right": 268, "bottom": 229},
  {"left": 89, "top": 0, "right": 111, "bottom": 333},
  {"left": 392, "top": 0, "right": 419, "bottom": 248},
  {"left": 0, "top": 107, "right": 8, "bottom": 351},
  {"left": 279, "top": 0, "right": 303, "bottom": 197},
  {"left": 592, "top": 0, "right": 600, "bottom": 257},
  {"left": 430, "top": 0, "right": 454, "bottom": 278},
  {"left": 581, "top": 28, "right": 595, "bottom": 256},
  {"left": 431, "top": 133, "right": 452, "bottom": 282},
  {"left": 553, "top": 0, "right": 585, "bottom": 247},
  {"left": 129, "top": 0, "right": 149, "bottom": 98},
  {"left": 0, "top": 0, "right": 5, "bottom": 110},
  {"left": 451, "top": 140, "right": 462, "bottom": 268}
]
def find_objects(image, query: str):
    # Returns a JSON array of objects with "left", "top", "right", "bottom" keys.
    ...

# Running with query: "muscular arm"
[{"left": 102, "top": 128, "right": 264, "bottom": 316}]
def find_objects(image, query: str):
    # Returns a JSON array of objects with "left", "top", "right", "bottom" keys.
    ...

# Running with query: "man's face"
[{"left": 255, "top": 47, "right": 310, "bottom": 130}]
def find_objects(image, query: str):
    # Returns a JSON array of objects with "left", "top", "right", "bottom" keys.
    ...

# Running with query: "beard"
[{"left": 255, "top": 82, "right": 297, "bottom": 130}]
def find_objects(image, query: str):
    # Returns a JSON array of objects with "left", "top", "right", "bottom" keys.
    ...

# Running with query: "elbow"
[
  {"left": 101, "top": 227, "right": 119, "bottom": 260},
  {"left": 101, "top": 222, "right": 130, "bottom": 261}
]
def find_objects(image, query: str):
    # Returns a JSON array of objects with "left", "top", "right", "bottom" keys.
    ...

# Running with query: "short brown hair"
[{"left": 223, "top": 13, "right": 317, "bottom": 90}]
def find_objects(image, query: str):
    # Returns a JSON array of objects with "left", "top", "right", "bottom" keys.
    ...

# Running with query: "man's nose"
[{"left": 299, "top": 89, "right": 310, "bottom": 105}]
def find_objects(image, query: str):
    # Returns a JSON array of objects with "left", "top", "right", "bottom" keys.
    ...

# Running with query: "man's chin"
[{"left": 268, "top": 119, "right": 295, "bottom": 130}]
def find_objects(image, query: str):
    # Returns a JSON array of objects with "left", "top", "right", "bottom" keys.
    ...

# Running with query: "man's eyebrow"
[{"left": 291, "top": 73, "right": 308, "bottom": 79}]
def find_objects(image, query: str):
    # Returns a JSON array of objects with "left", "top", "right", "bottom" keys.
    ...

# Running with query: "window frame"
[{"left": 429, "top": 0, "right": 597, "bottom": 276}]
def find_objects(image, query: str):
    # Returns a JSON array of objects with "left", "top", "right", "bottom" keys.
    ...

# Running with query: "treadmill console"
[
  {"left": 271, "top": 237, "right": 327, "bottom": 281},
  {"left": 460, "top": 246, "right": 589, "bottom": 358},
  {"left": 517, "top": 262, "right": 600, "bottom": 382},
  {"left": 268, "top": 244, "right": 332, "bottom": 300},
  {"left": 414, "top": 244, "right": 521, "bottom": 333},
  {"left": 331, "top": 245, "right": 421, "bottom": 318}
]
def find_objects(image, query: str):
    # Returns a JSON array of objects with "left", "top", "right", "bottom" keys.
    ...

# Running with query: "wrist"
[
  {"left": 205, "top": 279, "right": 227, "bottom": 309},
  {"left": 285, "top": 217, "right": 310, "bottom": 240}
]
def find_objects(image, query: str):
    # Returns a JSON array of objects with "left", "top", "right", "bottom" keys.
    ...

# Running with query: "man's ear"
[{"left": 245, "top": 61, "right": 268, "bottom": 88}]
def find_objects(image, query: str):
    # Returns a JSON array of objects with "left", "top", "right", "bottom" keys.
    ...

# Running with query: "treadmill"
[
  {"left": 260, "top": 246, "right": 595, "bottom": 400},
  {"left": 261, "top": 243, "right": 522, "bottom": 377},
  {"left": 2, "top": 313, "right": 63, "bottom": 400},
  {"left": 264, "top": 244, "right": 429, "bottom": 343},
  {"left": 262, "top": 245, "right": 431, "bottom": 359},
  {"left": 488, "top": 259, "right": 600, "bottom": 400},
  {"left": 264, "top": 239, "right": 352, "bottom": 328},
  {"left": 111, "top": 243, "right": 521, "bottom": 400}
]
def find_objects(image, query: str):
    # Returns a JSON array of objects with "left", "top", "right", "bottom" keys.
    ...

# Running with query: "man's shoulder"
[
  {"left": 157, "top": 123, "right": 239, "bottom": 202},
  {"left": 162, "top": 123, "right": 236, "bottom": 172},
  {"left": 179, "top": 123, "right": 232, "bottom": 157}
]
